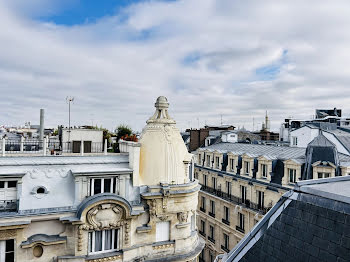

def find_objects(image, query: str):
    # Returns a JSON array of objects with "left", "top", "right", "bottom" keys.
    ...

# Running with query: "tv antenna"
[{"left": 66, "top": 96, "right": 74, "bottom": 142}]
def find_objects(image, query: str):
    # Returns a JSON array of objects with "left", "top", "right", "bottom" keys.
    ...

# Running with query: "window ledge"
[
  {"left": 86, "top": 250, "right": 122, "bottom": 260},
  {"left": 136, "top": 225, "right": 152, "bottom": 233}
]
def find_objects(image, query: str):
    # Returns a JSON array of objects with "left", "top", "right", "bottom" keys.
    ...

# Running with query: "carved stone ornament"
[
  {"left": 0, "top": 229, "right": 16, "bottom": 240},
  {"left": 149, "top": 199, "right": 157, "bottom": 216},
  {"left": 177, "top": 212, "right": 188, "bottom": 224},
  {"left": 86, "top": 204, "right": 123, "bottom": 230},
  {"left": 78, "top": 203, "right": 131, "bottom": 251}
]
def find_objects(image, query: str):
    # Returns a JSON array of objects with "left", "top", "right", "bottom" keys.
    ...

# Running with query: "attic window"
[{"left": 37, "top": 187, "right": 45, "bottom": 194}]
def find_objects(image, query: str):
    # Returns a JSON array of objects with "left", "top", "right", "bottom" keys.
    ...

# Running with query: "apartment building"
[{"left": 195, "top": 134, "right": 350, "bottom": 262}]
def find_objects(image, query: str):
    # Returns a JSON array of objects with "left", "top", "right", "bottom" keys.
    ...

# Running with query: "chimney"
[{"left": 39, "top": 109, "right": 45, "bottom": 141}]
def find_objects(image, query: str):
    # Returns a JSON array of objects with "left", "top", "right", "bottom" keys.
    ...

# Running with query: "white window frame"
[
  {"left": 238, "top": 213, "right": 245, "bottom": 230},
  {"left": 212, "top": 177, "right": 217, "bottom": 189},
  {"left": 88, "top": 229, "right": 119, "bottom": 255},
  {"left": 292, "top": 136, "right": 298, "bottom": 146},
  {"left": 210, "top": 200, "right": 215, "bottom": 215},
  {"left": 226, "top": 181, "right": 232, "bottom": 196},
  {"left": 90, "top": 177, "right": 118, "bottom": 196},
  {"left": 240, "top": 185, "right": 247, "bottom": 203},
  {"left": 207, "top": 155, "right": 211, "bottom": 167},
  {"left": 224, "top": 206, "right": 229, "bottom": 221},
  {"left": 0, "top": 239, "right": 15, "bottom": 262},
  {"left": 288, "top": 169, "right": 297, "bottom": 183}
]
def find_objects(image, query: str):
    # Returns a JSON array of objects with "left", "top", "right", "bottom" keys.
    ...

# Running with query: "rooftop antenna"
[{"left": 66, "top": 96, "right": 74, "bottom": 142}]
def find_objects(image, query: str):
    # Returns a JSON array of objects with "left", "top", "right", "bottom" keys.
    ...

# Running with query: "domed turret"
[{"left": 139, "top": 96, "right": 192, "bottom": 186}]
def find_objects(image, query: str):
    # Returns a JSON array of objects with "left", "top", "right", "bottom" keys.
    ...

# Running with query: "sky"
[{"left": 1, "top": 0, "right": 350, "bottom": 132}]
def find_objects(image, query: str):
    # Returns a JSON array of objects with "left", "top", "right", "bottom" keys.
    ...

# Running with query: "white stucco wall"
[
  {"left": 62, "top": 129, "right": 103, "bottom": 143},
  {"left": 289, "top": 126, "right": 319, "bottom": 148},
  {"left": 221, "top": 132, "right": 238, "bottom": 143}
]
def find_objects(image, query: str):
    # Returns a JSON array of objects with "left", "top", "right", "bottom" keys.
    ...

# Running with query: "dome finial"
[{"left": 146, "top": 96, "right": 176, "bottom": 124}]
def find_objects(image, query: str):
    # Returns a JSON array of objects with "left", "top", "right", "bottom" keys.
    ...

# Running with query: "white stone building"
[{"left": 0, "top": 97, "right": 204, "bottom": 262}]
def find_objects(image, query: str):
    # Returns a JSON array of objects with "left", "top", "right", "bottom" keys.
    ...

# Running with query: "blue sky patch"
[
  {"left": 37, "top": 0, "right": 145, "bottom": 25},
  {"left": 255, "top": 49, "right": 288, "bottom": 81}
]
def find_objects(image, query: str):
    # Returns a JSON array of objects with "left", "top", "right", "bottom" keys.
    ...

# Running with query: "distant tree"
[
  {"left": 115, "top": 125, "right": 132, "bottom": 142},
  {"left": 113, "top": 125, "right": 133, "bottom": 152}
]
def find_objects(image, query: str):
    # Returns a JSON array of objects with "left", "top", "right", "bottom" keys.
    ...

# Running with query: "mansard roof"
[{"left": 222, "top": 176, "right": 350, "bottom": 262}]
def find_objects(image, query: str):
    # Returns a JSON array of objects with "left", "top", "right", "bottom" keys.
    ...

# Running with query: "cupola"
[{"left": 139, "top": 96, "right": 192, "bottom": 186}]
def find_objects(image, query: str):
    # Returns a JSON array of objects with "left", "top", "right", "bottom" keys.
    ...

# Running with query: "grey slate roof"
[
  {"left": 200, "top": 142, "right": 306, "bottom": 160},
  {"left": 324, "top": 129, "right": 350, "bottom": 154},
  {"left": 222, "top": 176, "right": 350, "bottom": 262}
]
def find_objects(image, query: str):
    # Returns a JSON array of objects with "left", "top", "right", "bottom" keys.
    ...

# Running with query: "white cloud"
[{"left": 1, "top": 0, "right": 350, "bottom": 132}]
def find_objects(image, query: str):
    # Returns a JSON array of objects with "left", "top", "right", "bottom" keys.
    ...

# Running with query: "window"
[
  {"left": 261, "top": 164, "right": 267, "bottom": 178},
  {"left": 200, "top": 220, "right": 206, "bottom": 236},
  {"left": 0, "top": 239, "right": 14, "bottom": 262},
  {"left": 210, "top": 200, "right": 215, "bottom": 217},
  {"left": 206, "top": 155, "right": 211, "bottom": 167},
  {"left": 209, "top": 251, "right": 214, "bottom": 262},
  {"left": 209, "top": 225, "right": 215, "bottom": 241},
  {"left": 257, "top": 191, "right": 264, "bottom": 210},
  {"left": 156, "top": 221, "right": 170, "bottom": 242},
  {"left": 230, "top": 159, "right": 235, "bottom": 171},
  {"left": 203, "top": 174, "right": 208, "bottom": 187},
  {"left": 88, "top": 229, "right": 119, "bottom": 254},
  {"left": 244, "top": 161, "right": 250, "bottom": 175},
  {"left": 223, "top": 206, "right": 230, "bottom": 224},
  {"left": 237, "top": 213, "right": 245, "bottom": 232},
  {"left": 288, "top": 169, "right": 297, "bottom": 183},
  {"left": 90, "top": 177, "right": 118, "bottom": 196},
  {"left": 222, "top": 233, "right": 229, "bottom": 251},
  {"left": 292, "top": 136, "right": 298, "bottom": 146},
  {"left": 215, "top": 156, "right": 220, "bottom": 169},
  {"left": 212, "top": 177, "right": 217, "bottom": 190},
  {"left": 318, "top": 172, "right": 331, "bottom": 179},
  {"left": 226, "top": 181, "right": 232, "bottom": 196},
  {"left": 198, "top": 154, "right": 202, "bottom": 165},
  {"left": 36, "top": 187, "right": 45, "bottom": 194},
  {"left": 200, "top": 196, "right": 206, "bottom": 212},
  {"left": 240, "top": 185, "right": 247, "bottom": 204},
  {"left": 0, "top": 181, "right": 17, "bottom": 206}
]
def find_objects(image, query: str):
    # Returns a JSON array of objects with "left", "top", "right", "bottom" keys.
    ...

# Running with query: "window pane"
[
  {"left": 5, "top": 239, "right": 14, "bottom": 252},
  {"left": 94, "top": 231, "right": 102, "bottom": 252},
  {"left": 114, "top": 229, "right": 118, "bottom": 249},
  {"left": 5, "top": 252, "right": 14, "bottom": 262},
  {"left": 0, "top": 181, "right": 4, "bottom": 188},
  {"left": 104, "top": 179, "right": 111, "bottom": 193},
  {"left": 94, "top": 179, "right": 101, "bottom": 194},
  {"left": 104, "top": 230, "right": 112, "bottom": 250},
  {"left": 7, "top": 181, "right": 16, "bottom": 188}
]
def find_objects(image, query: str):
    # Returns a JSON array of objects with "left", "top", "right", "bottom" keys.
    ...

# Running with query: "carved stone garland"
[{"left": 77, "top": 203, "right": 130, "bottom": 251}]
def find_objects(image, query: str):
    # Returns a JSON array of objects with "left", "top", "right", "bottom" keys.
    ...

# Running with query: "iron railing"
[
  {"left": 200, "top": 184, "right": 271, "bottom": 215},
  {"left": 0, "top": 200, "right": 17, "bottom": 212},
  {"left": 0, "top": 140, "right": 105, "bottom": 155}
]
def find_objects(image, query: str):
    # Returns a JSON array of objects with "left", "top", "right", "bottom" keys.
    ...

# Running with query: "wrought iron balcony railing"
[
  {"left": 0, "top": 200, "right": 18, "bottom": 212},
  {"left": 200, "top": 184, "right": 271, "bottom": 215}
]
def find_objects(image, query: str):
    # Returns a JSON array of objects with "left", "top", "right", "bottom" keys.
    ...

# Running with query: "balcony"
[
  {"left": 209, "top": 212, "right": 215, "bottom": 218},
  {"left": 236, "top": 226, "right": 245, "bottom": 234},
  {"left": 199, "top": 207, "right": 206, "bottom": 213},
  {"left": 200, "top": 184, "right": 271, "bottom": 215},
  {"left": 222, "top": 219, "right": 230, "bottom": 226},
  {"left": 208, "top": 236, "right": 215, "bottom": 243},
  {"left": 0, "top": 200, "right": 18, "bottom": 212},
  {"left": 221, "top": 245, "right": 230, "bottom": 253}
]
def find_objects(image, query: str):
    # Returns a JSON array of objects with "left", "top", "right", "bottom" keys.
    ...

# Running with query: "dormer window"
[
  {"left": 318, "top": 172, "right": 330, "bottom": 179},
  {"left": 90, "top": 177, "right": 118, "bottom": 196},
  {"left": 244, "top": 161, "right": 250, "bottom": 175},
  {"left": 36, "top": 187, "right": 45, "bottom": 194},
  {"left": 215, "top": 156, "right": 220, "bottom": 169},
  {"left": 261, "top": 164, "right": 267, "bottom": 178},
  {"left": 230, "top": 159, "right": 235, "bottom": 171},
  {"left": 289, "top": 169, "right": 297, "bottom": 183}
]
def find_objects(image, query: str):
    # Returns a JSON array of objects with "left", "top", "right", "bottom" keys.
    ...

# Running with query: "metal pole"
[
  {"left": 2, "top": 138, "right": 5, "bottom": 157},
  {"left": 104, "top": 139, "right": 108, "bottom": 155}
]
